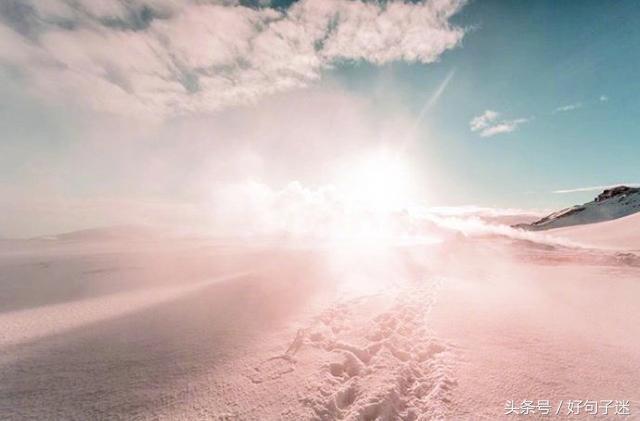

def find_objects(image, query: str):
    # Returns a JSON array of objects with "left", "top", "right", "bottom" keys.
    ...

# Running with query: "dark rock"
[{"left": 595, "top": 186, "right": 640, "bottom": 202}]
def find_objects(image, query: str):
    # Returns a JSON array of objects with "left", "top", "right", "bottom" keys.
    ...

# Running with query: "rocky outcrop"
[{"left": 595, "top": 186, "right": 640, "bottom": 202}]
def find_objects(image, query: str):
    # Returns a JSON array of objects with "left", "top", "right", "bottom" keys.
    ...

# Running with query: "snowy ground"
[
  {"left": 1, "top": 221, "right": 639, "bottom": 420},
  {"left": 550, "top": 213, "right": 640, "bottom": 252}
]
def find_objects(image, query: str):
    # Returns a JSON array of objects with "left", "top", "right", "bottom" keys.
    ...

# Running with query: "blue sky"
[
  {"left": 0, "top": 0, "right": 639, "bottom": 237},
  {"left": 334, "top": 0, "right": 640, "bottom": 208}
]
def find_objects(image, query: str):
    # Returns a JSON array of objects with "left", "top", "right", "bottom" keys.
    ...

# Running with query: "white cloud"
[
  {"left": 469, "top": 110, "right": 528, "bottom": 138},
  {"left": 0, "top": 85, "right": 422, "bottom": 237},
  {"left": 469, "top": 109, "right": 499, "bottom": 131},
  {"left": 554, "top": 96, "right": 609, "bottom": 114},
  {"left": 0, "top": 0, "right": 466, "bottom": 117},
  {"left": 554, "top": 102, "right": 582, "bottom": 113},
  {"left": 478, "top": 118, "right": 528, "bottom": 137}
]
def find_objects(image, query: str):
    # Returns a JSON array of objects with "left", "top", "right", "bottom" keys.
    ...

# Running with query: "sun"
[{"left": 339, "top": 151, "right": 415, "bottom": 213}]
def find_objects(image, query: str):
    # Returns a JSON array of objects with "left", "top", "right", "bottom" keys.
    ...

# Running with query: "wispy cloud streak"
[
  {"left": 470, "top": 110, "right": 529, "bottom": 138},
  {"left": 553, "top": 183, "right": 640, "bottom": 194},
  {"left": 554, "top": 102, "right": 583, "bottom": 113}
]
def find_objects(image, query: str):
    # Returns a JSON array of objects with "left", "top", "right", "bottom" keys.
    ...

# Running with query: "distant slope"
[
  {"left": 515, "top": 186, "right": 640, "bottom": 231},
  {"left": 550, "top": 212, "right": 640, "bottom": 251},
  {"left": 36, "top": 225, "right": 163, "bottom": 241}
]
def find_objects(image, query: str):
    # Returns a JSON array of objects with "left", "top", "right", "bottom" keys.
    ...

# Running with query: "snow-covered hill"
[{"left": 515, "top": 186, "right": 640, "bottom": 231}]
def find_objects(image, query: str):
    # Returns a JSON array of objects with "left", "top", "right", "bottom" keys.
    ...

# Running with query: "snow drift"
[{"left": 549, "top": 211, "right": 640, "bottom": 251}]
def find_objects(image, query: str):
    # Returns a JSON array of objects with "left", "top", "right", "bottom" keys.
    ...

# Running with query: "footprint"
[
  {"left": 295, "top": 280, "right": 457, "bottom": 420},
  {"left": 415, "top": 341, "right": 446, "bottom": 362},
  {"left": 335, "top": 383, "right": 358, "bottom": 410},
  {"left": 327, "top": 351, "right": 364, "bottom": 378},
  {"left": 246, "top": 355, "right": 296, "bottom": 384}
]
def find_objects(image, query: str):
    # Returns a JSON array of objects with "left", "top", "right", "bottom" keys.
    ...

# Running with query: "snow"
[
  {"left": 549, "top": 212, "right": 640, "bottom": 251},
  {"left": 1, "top": 222, "right": 639, "bottom": 419}
]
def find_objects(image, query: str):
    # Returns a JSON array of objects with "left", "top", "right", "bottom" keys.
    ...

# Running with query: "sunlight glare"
[{"left": 340, "top": 151, "right": 416, "bottom": 213}]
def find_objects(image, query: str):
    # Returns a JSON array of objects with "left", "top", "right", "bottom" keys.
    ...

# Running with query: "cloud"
[
  {"left": 427, "top": 205, "right": 545, "bottom": 217},
  {"left": 419, "top": 212, "right": 588, "bottom": 249},
  {"left": 478, "top": 118, "right": 528, "bottom": 137},
  {"left": 0, "top": 85, "right": 422, "bottom": 237},
  {"left": 554, "top": 96, "right": 609, "bottom": 114},
  {"left": 554, "top": 102, "right": 582, "bottom": 113},
  {"left": 469, "top": 110, "right": 528, "bottom": 138},
  {"left": 553, "top": 183, "right": 640, "bottom": 194},
  {"left": 0, "top": 0, "right": 466, "bottom": 117},
  {"left": 469, "top": 109, "right": 499, "bottom": 131},
  {"left": 203, "top": 180, "right": 553, "bottom": 243}
]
